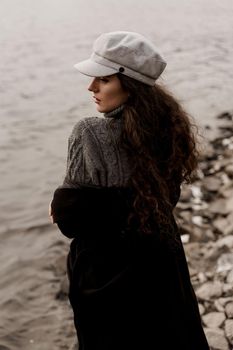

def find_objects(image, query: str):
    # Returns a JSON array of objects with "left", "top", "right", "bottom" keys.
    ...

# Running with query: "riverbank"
[
  {"left": 0, "top": 111, "right": 232, "bottom": 350},
  {"left": 176, "top": 111, "right": 233, "bottom": 349}
]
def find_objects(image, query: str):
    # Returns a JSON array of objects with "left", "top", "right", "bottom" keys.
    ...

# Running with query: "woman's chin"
[
  {"left": 96, "top": 106, "right": 109, "bottom": 113},
  {"left": 95, "top": 105, "right": 104, "bottom": 113}
]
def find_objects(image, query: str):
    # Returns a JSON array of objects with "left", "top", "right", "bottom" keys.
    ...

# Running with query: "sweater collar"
[{"left": 103, "top": 104, "right": 125, "bottom": 119}]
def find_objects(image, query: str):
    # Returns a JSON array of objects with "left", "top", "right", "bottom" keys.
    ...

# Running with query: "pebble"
[
  {"left": 217, "top": 253, "right": 233, "bottom": 273},
  {"left": 202, "top": 312, "right": 226, "bottom": 329},
  {"left": 225, "top": 319, "right": 233, "bottom": 345},
  {"left": 225, "top": 302, "right": 233, "bottom": 319},
  {"left": 202, "top": 176, "right": 222, "bottom": 192},
  {"left": 196, "top": 281, "right": 223, "bottom": 300},
  {"left": 226, "top": 269, "right": 233, "bottom": 284},
  {"left": 217, "top": 236, "right": 233, "bottom": 250},
  {"left": 204, "top": 328, "right": 229, "bottom": 350}
]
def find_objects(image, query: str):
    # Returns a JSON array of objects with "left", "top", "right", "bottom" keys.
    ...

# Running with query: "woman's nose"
[{"left": 88, "top": 78, "right": 98, "bottom": 92}]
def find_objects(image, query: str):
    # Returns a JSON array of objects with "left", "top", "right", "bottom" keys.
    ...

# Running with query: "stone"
[
  {"left": 191, "top": 185, "right": 203, "bottom": 200},
  {"left": 226, "top": 211, "right": 233, "bottom": 221},
  {"left": 204, "top": 328, "right": 229, "bottom": 350},
  {"left": 205, "top": 245, "right": 228, "bottom": 262},
  {"left": 213, "top": 218, "right": 230, "bottom": 235},
  {"left": 196, "top": 168, "right": 205, "bottom": 179},
  {"left": 197, "top": 272, "right": 207, "bottom": 283},
  {"left": 178, "top": 225, "right": 192, "bottom": 238},
  {"left": 201, "top": 142, "right": 215, "bottom": 159},
  {"left": 208, "top": 163, "right": 221, "bottom": 174},
  {"left": 179, "top": 210, "right": 192, "bottom": 223},
  {"left": 183, "top": 242, "right": 202, "bottom": 260},
  {"left": 203, "top": 301, "right": 212, "bottom": 312},
  {"left": 214, "top": 300, "right": 225, "bottom": 313},
  {"left": 225, "top": 164, "right": 233, "bottom": 177},
  {"left": 221, "top": 187, "right": 233, "bottom": 199},
  {"left": 190, "top": 227, "right": 210, "bottom": 242},
  {"left": 209, "top": 198, "right": 232, "bottom": 215},
  {"left": 196, "top": 281, "right": 223, "bottom": 301},
  {"left": 192, "top": 215, "right": 203, "bottom": 226},
  {"left": 198, "top": 303, "right": 205, "bottom": 316},
  {"left": 220, "top": 173, "right": 231, "bottom": 186},
  {"left": 225, "top": 302, "right": 233, "bottom": 318},
  {"left": 222, "top": 283, "right": 233, "bottom": 297},
  {"left": 202, "top": 176, "right": 222, "bottom": 192},
  {"left": 202, "top": 312, "right": 226, "bottom": 329},
  {"left": 217, "top": 236, "right": 233, "bottom": 250},
  {"left": 180, "top": 234, "right": 190, "bottom": 244},
  {"left": 180, "top": 186, "right": 192, "bottom": 202},
  {"left": 192, "top": 201, "right": 209, "bottom": 211},
  {"left": 217, "top": 157, "right": 233, "bottom": 169},
  {"left": 222, "top": 138, "right": 233, "bottom": 147},
  {"left": 224, "top": 223, "right": 233, "bottom": 236},
  {"left": 218, "top": 297, "right": 233, "bottom": 307},
  {"left": 176, "top": 201, "right": 192, "bottom": 210},
  {"left": 225, "top": 319, "right": 233, "bottom": 345},
  {"left": 205, "top": 229, "right": 216, "bottom": 240},
  {"left": 226, "top": 269, "right": 233, "bottom": 284},
  {"left": 189, "top": 266, "right": 198, "bottom": 277},
  {"left": 225, "top": 195, "right": 233, "bottom": 213},
  {"left": 217, "top": 270, "right": 229, "bottom": 281},
  {"left": 190, "top": 227, "right": 203, "bottom": 242},
  {"left": 206, "top": 271, "right": 215, "bottom": 279},
  {"left": 217, "top": 212, "right": 233, "bottom": 236},
  {"left": 216, "top": 253, "right": 233, "bottom": 273}
]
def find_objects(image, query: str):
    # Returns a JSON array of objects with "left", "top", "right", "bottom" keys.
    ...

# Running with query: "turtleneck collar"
[{"left": 103, "top": 104, "right": 125, "bottom": 119}]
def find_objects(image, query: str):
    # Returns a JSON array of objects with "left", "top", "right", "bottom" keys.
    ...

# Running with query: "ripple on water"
[{"left": 0, "top": 0, "right": 233, "bottom": 232}]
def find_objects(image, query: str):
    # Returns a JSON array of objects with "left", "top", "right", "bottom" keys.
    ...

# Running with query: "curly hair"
[{"left": 116, "top": 73, "right": 199, "bottom": 235}]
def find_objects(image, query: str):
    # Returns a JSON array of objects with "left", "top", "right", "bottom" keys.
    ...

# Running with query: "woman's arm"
[{"left": 63, "top": 118, "right": 107, "bottom": 187}]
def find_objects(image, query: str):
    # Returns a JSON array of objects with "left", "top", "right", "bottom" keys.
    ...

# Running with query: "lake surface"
[{"left": 0, "top": 0, "right": 233, "bottom": 233}]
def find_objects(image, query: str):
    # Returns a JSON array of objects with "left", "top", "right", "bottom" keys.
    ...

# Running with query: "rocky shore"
[
  {"left": 54, "top": 112, "right": 233, "bottom": 350},
  {"left": 174, "top": 111, "right": 233, "bottom": 350}
]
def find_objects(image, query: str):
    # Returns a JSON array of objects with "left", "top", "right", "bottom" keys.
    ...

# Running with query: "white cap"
[{"left": 74, "top": 31, "right": 167, "bottom": 86}]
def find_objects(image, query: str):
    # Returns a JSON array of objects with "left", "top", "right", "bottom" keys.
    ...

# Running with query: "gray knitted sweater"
[{"left": 63, "top": 114, "right": 132, "bottom": 187}]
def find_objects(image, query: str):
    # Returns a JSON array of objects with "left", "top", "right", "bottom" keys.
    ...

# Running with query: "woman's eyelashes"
[{"left": 99, "top": 77, "right": 109, "bottom": 82}]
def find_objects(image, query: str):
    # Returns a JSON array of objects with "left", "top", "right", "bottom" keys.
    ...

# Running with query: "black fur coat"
[{"left": 51, "top": 184, "right": 209, "bottom": 350}]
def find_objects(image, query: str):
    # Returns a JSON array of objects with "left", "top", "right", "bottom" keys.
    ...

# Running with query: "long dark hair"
[{"left": 116, "top": 73, "right": 199, "bottom": 235}]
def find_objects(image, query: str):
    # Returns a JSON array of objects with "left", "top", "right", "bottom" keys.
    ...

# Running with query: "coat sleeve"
[
  {"left": 50, "top": 186, "right": 103, "bottom": 238},
  {"left": 50, "top": 187, "right": 84, "bottom": 238},
  {"left": 50, "top": 186, "right": 133, "bottom": 239}
]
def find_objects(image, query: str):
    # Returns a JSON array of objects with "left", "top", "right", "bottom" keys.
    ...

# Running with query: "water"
[{"left": 0, "top": 0, "right": 233, "bottom": 233}]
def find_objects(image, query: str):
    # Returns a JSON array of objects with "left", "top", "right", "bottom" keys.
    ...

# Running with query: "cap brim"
[{"left": 74, "top": 59, "right": 117, "bottom": 77}]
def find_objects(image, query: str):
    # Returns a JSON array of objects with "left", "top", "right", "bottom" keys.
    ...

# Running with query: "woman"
[{"left": 50, "top": 31, "right": 209, "bottom": 349}]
